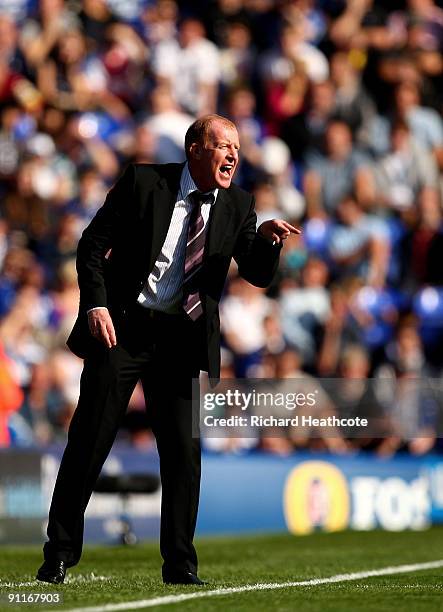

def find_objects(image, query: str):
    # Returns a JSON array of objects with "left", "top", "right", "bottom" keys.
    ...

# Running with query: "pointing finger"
[{"left": 283, "top": 222, "right": 301, "bottom": 234}]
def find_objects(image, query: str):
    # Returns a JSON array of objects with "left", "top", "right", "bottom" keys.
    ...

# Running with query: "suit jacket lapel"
[{"left": 143, "top": 164, "right": 183, "bottom": 276}]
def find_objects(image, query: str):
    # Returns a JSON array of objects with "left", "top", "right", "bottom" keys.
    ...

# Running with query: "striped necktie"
[{"left": 182, "top": 190, "right": 212, "bottom": 321}]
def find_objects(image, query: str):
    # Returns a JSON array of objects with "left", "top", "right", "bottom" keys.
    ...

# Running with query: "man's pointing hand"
[{"left": 258, "top": 219, "right": 301, "bottom": 245}]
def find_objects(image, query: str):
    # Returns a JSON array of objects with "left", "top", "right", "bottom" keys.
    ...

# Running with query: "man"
[
  {"left": 36, "top": 114, "right": 298, "bottom": 585},
  {"left": 304, "top": 120, "right": 375, "bottom": 217},
  {"left": 153, "top": 18, "right": 220, "bottom": 116}
]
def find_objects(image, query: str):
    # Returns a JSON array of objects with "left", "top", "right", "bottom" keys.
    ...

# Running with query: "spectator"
[
  {"left": 19, "top": 361, "right": 66, "bottom": 445},
  {"left": 49, "top": 258, "right": 80, "bottom": 345},
  {"left": 384, "top": 317, "right": 427, "bottom": 376},
  {"left": 152, "top": 17, "right": 221, "bottom": 115},
  {"left": 0, "top": 246, "right": 36, "bottom": 317},
  {"left": 332, "top": 344, "right": 400, "bottom": 456},
  {"left": 281, "top": 0, "right": 327, "bottom": 46},
  {"left": 140, "top": 0, "right": 178, "bottom": 47},
  {"left": 67, "top": 168, "right": 108, "bottom": 222},
  {"left": 260, "top": 20, "right": 329, "bottom": 88},
  {"left": 144, "top": 84, "right": 193, "bottom": 163},
  {"left": 57, "top": 114, "right": 119, "bottom": 179},
  {"left": 0, "top": 54, "right": 43, "bottom": 115},
  {"left": 0, "top": 13, "right": 30, "bottom": 77},
  {"left": 304, "top": 120, "right": 375, "bottom": 217},
  {"left": 375, "top": 120, "right": 439, "bottom": 212},
  {"left": 219, "top": 20, "right": 255, "bottom": 89},
  {"left": 37, "top": 28, "right": 130, "bottom": 119},
  {"left": 424, "top": 189, "right": 443, "bottom": 285},
  {"left": 327, "top": 194, "right": 390, "bottom": 287},
  {"left": 394, "top": 80, "right": 443, "bottom": 169},
  {"left": 128, "top": 122, "right": 157, "bottom": 165},
  {"left": 100, "top": 22, "right": 149, "bottom": 112},
  {"left": 390, "top": 370, "right": 438, "bottom": 456},
  {"left": 279, "top": 257, "right": 330, "bottom": 366},
  {"left": 0, "top": 339, "right": 23, "bottom": 446},
  {"left": 264, "top": 57, "right": 309, "bottom": 137},
  {"left": 317, "top": 282, "right": 360, "bottom": 377},
  {"left": 221, "top": 276, "right": 275, "bottom": 377},
  {"left": 259, "top": 348, "right": 348, "bottom": 454},
  {"left": 78, "top": 0, "right": 116, "bottom": 51},
  {"left": 258, "top": 137, "right": 305, "bottom": 220},
  {"left": 225, "top": 86, "right": 263, "bottom": 185},
  {"left": 329, "top": 50, "right": 378, "bottom": 138},
  {"left": 20, "top": 0, "right": 80, "bottom": 69},
  {"left": 253, "top": 180, "right": 282, "bottom": 228},
  {"left": 282, "top": 80, "right": 336, "bottom": 162}
]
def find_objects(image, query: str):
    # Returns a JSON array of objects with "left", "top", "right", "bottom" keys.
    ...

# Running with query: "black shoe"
[
  {"left": 163, "top": 571, "right": 207, "bottom": 585},
  {"left": 36, "top": 560, "right": 67, "bottom": 584}
]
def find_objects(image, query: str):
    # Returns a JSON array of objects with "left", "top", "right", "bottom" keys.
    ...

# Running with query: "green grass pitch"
[{"left": 1, "top": 529, "right": 443, "bottom": 611}]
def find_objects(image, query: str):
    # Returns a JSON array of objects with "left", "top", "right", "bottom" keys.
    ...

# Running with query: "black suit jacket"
[{"left": 67, "top": 162, "right": 282, "bottom": 379}]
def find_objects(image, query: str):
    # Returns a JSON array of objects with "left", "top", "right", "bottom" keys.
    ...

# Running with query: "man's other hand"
[
  {"left": 87, "top": 308, "right": 117, "bottom": 348},
  {"left": 258, "top": 219, "right": 301, "bottom": 244}
]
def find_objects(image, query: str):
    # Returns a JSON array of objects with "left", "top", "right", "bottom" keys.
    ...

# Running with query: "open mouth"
[{"left": 219, "top": 164, "right": 234, "bottom": 178}]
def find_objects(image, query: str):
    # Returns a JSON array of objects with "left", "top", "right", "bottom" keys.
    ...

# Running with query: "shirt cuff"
[{"left": 87, "top": 307, "right": 109, "bottom": 313}]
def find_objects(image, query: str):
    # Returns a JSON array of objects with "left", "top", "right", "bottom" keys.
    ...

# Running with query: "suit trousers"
[{"left": 43, "top": 305, "right": 202, "bottom": 577}]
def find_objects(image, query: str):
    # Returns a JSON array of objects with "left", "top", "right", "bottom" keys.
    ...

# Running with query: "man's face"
[
  {"left": 326, "top": 122, "right": 351, "bottom": 159},
  {"left": 191, "top": 122, "right": 240, "bottom": 191}
]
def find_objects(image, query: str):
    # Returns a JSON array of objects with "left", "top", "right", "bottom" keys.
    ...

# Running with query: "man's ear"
[{"left": 190, "top": 142, "right": 202, "bottom": 160}]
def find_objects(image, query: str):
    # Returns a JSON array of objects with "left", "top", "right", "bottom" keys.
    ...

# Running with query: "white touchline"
[
  {"left": 45, "top": 559, "right": 443, "bottom": 612},
  {"left": 0, "top": 574, "right": 109, "bottom": 588}
]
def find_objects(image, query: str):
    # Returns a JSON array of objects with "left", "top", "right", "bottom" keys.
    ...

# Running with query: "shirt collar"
[{"left": 180, "top": 163, "right": 218, "bottom": 204}]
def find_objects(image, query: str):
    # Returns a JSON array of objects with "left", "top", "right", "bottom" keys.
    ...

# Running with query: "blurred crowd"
[{"left": 0, "top": 0, "right": 443, "bottom": 455}]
